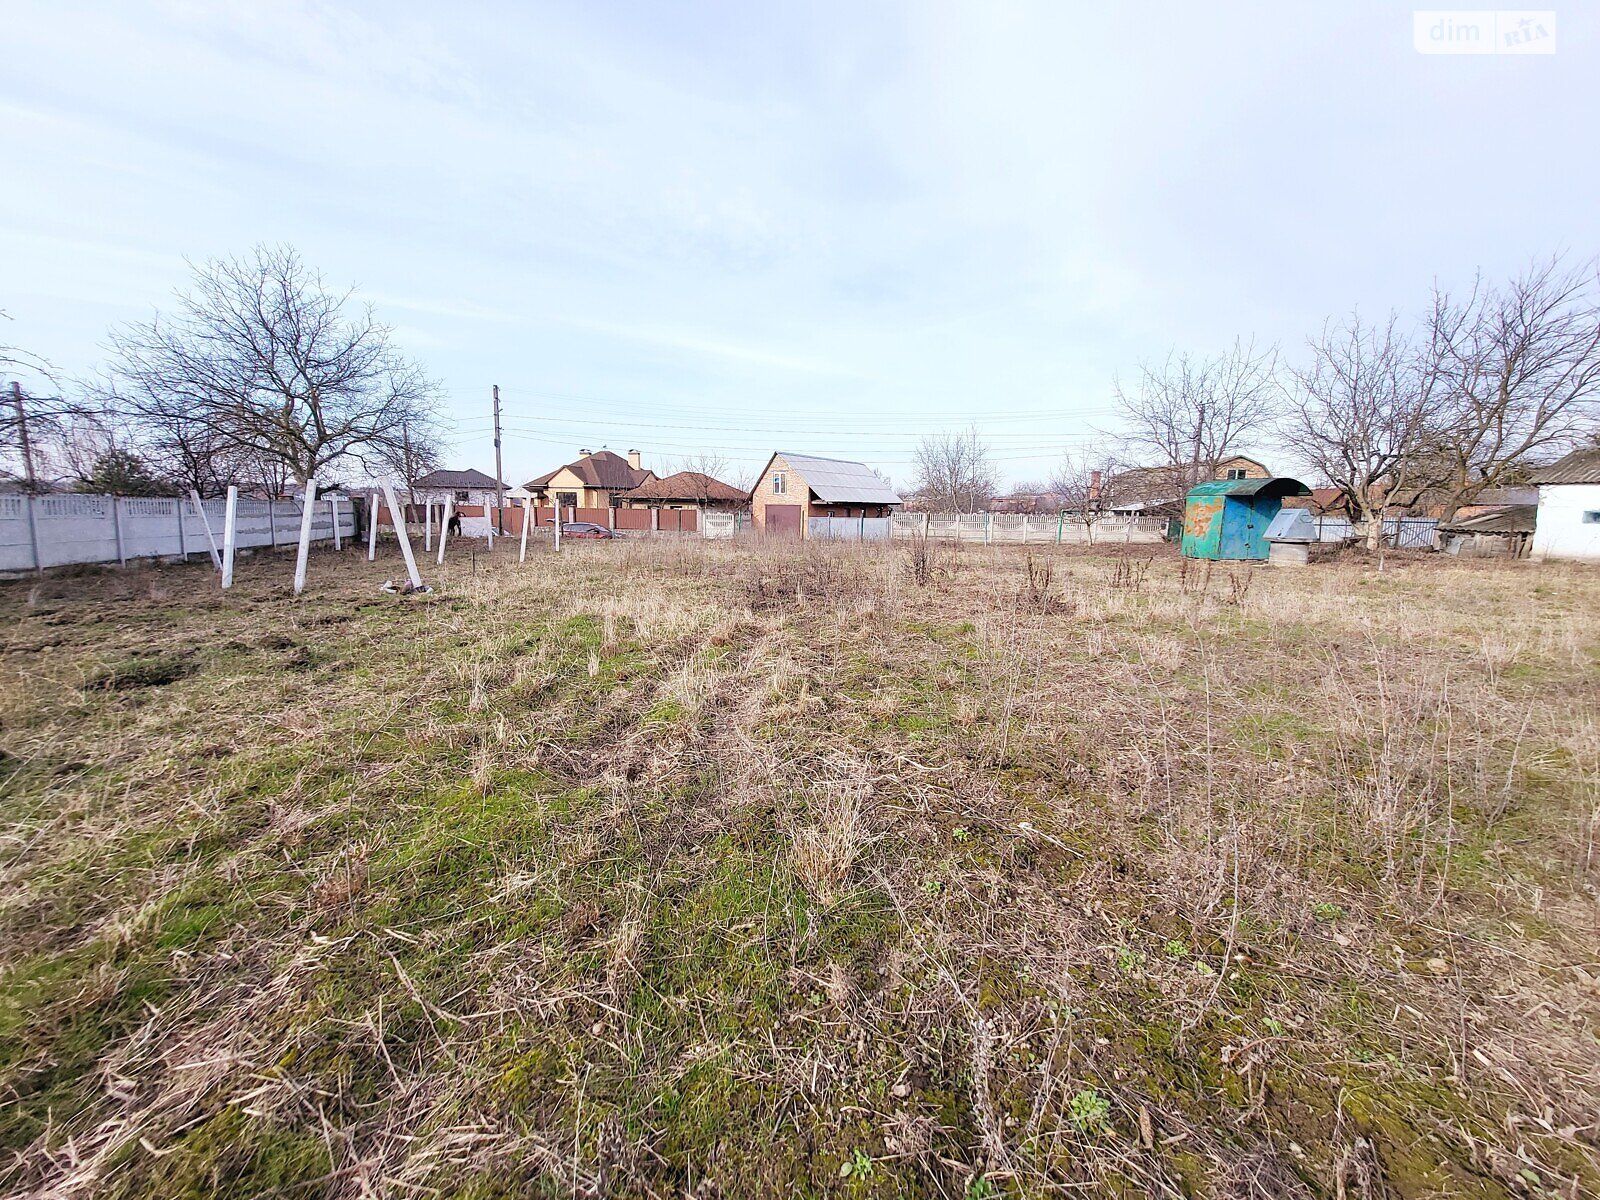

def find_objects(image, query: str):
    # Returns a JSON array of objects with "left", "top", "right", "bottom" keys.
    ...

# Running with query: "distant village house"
[
  {"left": 750, "top": 452, "right": 901, "bottom": 537},
  {"left": 522, "top": 450, "right": 654, "bottom": 512},
  {"left": 619, "top": 471, "right": 748, "bottom": 512}
]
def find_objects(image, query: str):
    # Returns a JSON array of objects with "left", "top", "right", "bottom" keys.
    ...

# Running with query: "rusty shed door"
[{"left": 765, "top": 504, "right": 802, "bottom": 537}]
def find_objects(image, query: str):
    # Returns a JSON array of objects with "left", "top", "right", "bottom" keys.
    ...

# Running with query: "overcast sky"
[{"left": 2, "top": 2, "right": 1593, "bottom": 488}]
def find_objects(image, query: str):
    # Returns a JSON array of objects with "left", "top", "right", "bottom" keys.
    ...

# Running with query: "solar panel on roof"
[{"left": 779, "top": 452, "right": 902, "bottom": 505}]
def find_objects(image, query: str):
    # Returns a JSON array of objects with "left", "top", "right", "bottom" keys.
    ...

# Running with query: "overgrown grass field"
[{"left": 1, "top": 539, "right": 1597, "bottom": 1198}]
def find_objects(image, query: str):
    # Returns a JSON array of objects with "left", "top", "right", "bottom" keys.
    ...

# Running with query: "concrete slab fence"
[{"left": 0, "top": 493, "right": 356, "bottom": 573}]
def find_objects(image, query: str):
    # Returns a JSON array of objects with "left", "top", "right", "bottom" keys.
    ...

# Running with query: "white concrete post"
[
  {"left": 519, "top": 504, "right": 529, "bottom": 563},
  {"left": 423, "top": 501, "right": 432, "bottom": 552},
  {"left": 111, "top": 496, "right": 126, "bottom": 566},
  {"left": 436, "top": 497, "right": 453, "bottom": 565},
  {"left": 190, "top": 491, "right": 221, "bottom": 569},
  {"left": 554, "top": 505, "right": 562, "bottom": 552},
  {"left": 221, "top": 486, "right": 238, "bottom": 589},
  {"left": 175, "top": 498, "right": 188, "bottom": 560},
  {"left": 293, "top": 479, "right": 318, "bottom": 596},
  {"left": 329, "top": 495, "right": 342, "bottom": 550},
  {"left": 367, "top": 490, "right": 379, "bottom": 561},
  {"left": 381, "top": 483, "right": 423, "bottom": 589},
  {"left": 23, "top": 494, "right": 41, "bottom": 573}
]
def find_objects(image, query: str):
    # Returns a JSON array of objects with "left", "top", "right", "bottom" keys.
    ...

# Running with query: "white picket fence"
[{"left": 0, "top": 493, "right": 357, "bottom": 573}]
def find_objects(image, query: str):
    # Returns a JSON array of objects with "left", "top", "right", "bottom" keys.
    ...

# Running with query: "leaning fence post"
[
  {"left": 381, "top": 483, "right": 423, "bottom": 590},
  {"left": 221, "top": 486, "right": 238, "bottom": 589},
  {"left": 293, "top": 480, "right": 318, "bottom": 596},
  {"left": 329, "top": 495, "right": 342, "bottom": 550},
  {"left": 437, "top": 498, "right": 453, "bottom": 565},
  {"left": 519, "top": 503, "right": 530, "bottom": 563},
  {"left": 192, "top": 492, "right": 224, "bottom": 572}
]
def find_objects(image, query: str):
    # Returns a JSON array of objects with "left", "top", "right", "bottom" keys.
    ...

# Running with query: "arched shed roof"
[{"left": 1185, "top": 476, "right": 1311, "bottom": 501}]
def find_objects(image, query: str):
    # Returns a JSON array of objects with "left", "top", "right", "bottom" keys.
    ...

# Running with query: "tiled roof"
[
  {"left": 523, "top": 451, "right": 652, "bottom": 491},
  {"left": 414, "top": 468, "right": 507, "bottom": 490},
  {"left": 775, "top": 452, "right": 901, "bottom": 505},
  {"left": 1530, "top": 448, "right": 1600, "bottom": 486},
  {"left": 619, "top": 471, "right": 747, "bottom": 502}
]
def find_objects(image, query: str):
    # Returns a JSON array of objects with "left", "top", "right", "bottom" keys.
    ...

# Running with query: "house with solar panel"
[{"left": 749, "top": 452, "right": 902, "bottom": 538}]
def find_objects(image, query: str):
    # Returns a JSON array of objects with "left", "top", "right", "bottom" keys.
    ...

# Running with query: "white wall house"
[
  {"left": 1531, "top": 449, "right": 1600, "bottom": 561},
  {"left": 410, "top": 468, "right": 507, "bottom": 509}
]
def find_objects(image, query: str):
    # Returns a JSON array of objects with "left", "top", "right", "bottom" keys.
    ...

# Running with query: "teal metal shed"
[{"left": 1181, "top": 477, "right": 1312, "bottom": 560}]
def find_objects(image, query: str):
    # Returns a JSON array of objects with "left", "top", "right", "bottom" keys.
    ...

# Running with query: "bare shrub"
[
  {"left": 1108, "top": 556, "right": 1151, "bottom": 592},
  {"left": 905, "top": 528, "right": 938, "bottom": 587}
]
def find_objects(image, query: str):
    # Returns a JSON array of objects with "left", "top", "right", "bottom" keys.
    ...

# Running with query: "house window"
[
  {"left": 556, "top": 491, "right": 578, "bottom": 509},
  {"left": 1583, "top": 511, "right": 1600, "bottom": 524},
  {"left": 1225, "top": 468, "right": 1248, "bottom": 481},
  {"left": 772, "top": 472, "right": 786, "bottom": 495},
  {"left": 455, "top": 490, "right": 470, "bottom": 502}
]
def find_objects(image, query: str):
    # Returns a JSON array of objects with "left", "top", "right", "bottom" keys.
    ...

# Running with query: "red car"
[{"left": 546, "top": 520, "right": 618, "bottom": 540}]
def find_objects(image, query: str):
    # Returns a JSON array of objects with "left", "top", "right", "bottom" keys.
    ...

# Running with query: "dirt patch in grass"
[{"left": 83, "top": 652, "right": 198, "bottom": 691}]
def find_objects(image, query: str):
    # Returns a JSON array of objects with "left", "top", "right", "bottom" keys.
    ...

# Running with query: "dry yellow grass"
[{"left": 0, "top": 538, "right": 1596, "bottom": 1199}]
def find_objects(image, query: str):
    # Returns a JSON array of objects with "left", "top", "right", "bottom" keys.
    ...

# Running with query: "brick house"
[
  {"left": 749, "top": 452, "right": 901, "bottom": 537},
  {"left": 522, "top": 450, "right": 654, "bottom": 511},
  {"left": 618, "top": 471, "right": 748, "bottom": 511}
]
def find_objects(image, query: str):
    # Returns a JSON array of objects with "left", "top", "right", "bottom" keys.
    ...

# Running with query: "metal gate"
[{"left": 764, "top": 504, "right": 802, "bottom": 537}]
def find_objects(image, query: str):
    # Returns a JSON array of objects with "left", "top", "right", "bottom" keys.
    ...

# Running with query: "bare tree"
[
  {"left": 1423, "top": 255, "right": 1600, "bottom": 518},
  {"left": 1048, "top": 442, "right": 1127, "bottom": 544},
  {"left": 1, "top": 312, "right": 80, "bottom": 489},
  {"left": 911, "top": 428, "right": 997, "bottom": 512},
  {"left": 1279, "top": 312, "right": 1440, "bottom": 549},
  {"left": 666, "top": 451, "right": 730, "bottom": 481},
  {"left": 661, "top": 451, "right": 742, "bottom": 499},
  {"left": 103, "top": 246, "right": 443, "bottom": 490},
  {"left": 369, "top": 416, "right": 444, "bottom": 499},
  {"left": 1112, "top": 337, "right": 1278, "bottom": 493}
]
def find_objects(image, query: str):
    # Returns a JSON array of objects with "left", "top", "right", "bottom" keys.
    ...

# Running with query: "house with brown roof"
[
  {"left": 618, "top": 471, "right": 747, "bottom": 512},
  {"left": 522, "top": 450, "right": 654, "bottom": 510}
]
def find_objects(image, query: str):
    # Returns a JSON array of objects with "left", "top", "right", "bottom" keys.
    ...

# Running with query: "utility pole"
[
  {"left": 492, "top": 384, "right": 506, "bottom": 534},
  {"left": 11, "top": 382, "right": 37, "bottom": 492}
]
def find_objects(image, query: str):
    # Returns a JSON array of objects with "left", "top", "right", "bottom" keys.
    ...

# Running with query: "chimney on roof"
[
  {"left": 579, "top": 449, "right": 591, "bottom": 458},
  {"left": 1089, "top": 469, "right": 1102, "bottom": 501},
  {"left": 627, "top": 449, "right": 641, "bottom": 470}
]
